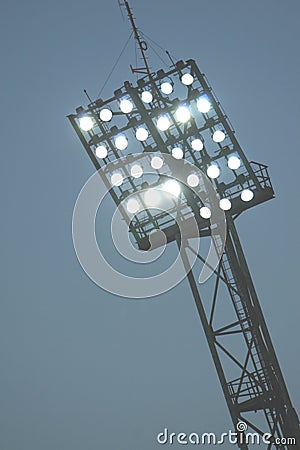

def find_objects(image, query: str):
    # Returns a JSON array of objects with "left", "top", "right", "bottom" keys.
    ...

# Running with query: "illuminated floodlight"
[
  {"left": 144, "top": 189, "right": 161, "bottom": 207},
  {"left": 213, "top": 130, "right": 226, "bottom": 143},
  {"left": 172, "top": 147, "right": 184, "bottom": 159},
  {"left": 187, "top": 174, "right": 199, "bottom": 187},
  {"left": 163, "top": 179, "right": 181, "bottom": 198},
  {"left": 197, "top": 97, "right": 211, "bottom": 113},
  {"left": 191, "top": 138, "right": 204, "bottom": 151},
  {"left": 181, "top": 73, "right": 194, "bottom": 86},
  {"left": 135, "top": 127, "right": 149, "bottom": 141},
  {"left": 175, "top": 105, "right": 191, "bottom": 123},
  {"left": 115, "top": 134, "right": 128, "bottom": 150},
  {"left": 79, "top": 116, "right": 93, "bottom": 131},
  {"left": 130, "top": 164, "right": 143, "bottom": 178},
  {"left": 95, "top": 145, "right": 108, "bottom": 159},
  {"left": 241, "top": 189, "right": 254, "bottom": 202},
  {"left": 200, "top": 206, "right": 211, "bottom": 219},
  {"left": 157, "top": 115, "right": 171, "bottom": 131},
  {"left": 141, "top": 91, "right": 153, "bottom": 103},
  {"left": 228, "top": 155, "right": 241, "bottom": 170},
  {"left": 119, "top": 98, "right": 134, "bottom": 114},
  {"left": 151, "top": 156, "right": 163, "bottom": 170},
  {"left": 219, "top": 198, "right": 232, "bottom": 211},
  {"left": 99, "top": 108, "right": 113, "bottom": 122},
  {"left": 207, "top": 164, "right": 220, "bottom": 179},
  {"left": 111, "top": 172, "right": 124, "bottom": 187},
  {"left": 161, "top": 82, "right": 173, "bottom": 95},
  {"left": 126, "top": 197, "right": 140, "bottom": 214}
]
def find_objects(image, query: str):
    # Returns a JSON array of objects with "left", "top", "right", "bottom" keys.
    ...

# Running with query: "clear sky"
[{"left": 1, "top": 1, "right": 299, "bottom": 449}]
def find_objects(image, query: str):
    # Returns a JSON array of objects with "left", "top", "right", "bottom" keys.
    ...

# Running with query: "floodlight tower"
[{"left": 68, "top": 2, "right": 299, "bottom": 449}]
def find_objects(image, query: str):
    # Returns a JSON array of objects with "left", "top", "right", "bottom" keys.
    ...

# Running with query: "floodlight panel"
[{"left": 69, "top": 59, "right": 274, "bottom": 246}]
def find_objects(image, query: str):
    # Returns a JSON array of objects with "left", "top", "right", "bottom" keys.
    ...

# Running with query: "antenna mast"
[{"left": 123, "top": 1, "right": 152, "bottom": 77}]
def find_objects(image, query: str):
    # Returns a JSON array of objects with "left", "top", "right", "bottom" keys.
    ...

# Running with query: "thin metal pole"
[{"left": 124, "top": 1, "right": 152, "bottom": 77}]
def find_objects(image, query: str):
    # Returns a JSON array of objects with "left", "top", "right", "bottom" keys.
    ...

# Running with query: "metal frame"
[
  {"left": 179, "top": 216, "right": 300, "bottom": 449},
  {"left": 68, "top": 59, "right": 275, "bottom": 246},
  {"left": 68, "top": 54, "right": 299, "bottom": 448}
]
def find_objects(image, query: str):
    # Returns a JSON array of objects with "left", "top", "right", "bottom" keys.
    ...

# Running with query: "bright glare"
[
  {"left": 163, "top": 179, "right": 181, "bottom": 198},
  {"left": 241, "top": 189, "right": 254, "bottom": 202},
  {"left": 119, "top": 98, "right": 133, "bottom": 114},
  {"left": 141, "top": 91, "right": 153, "bottom": 103},
  {"left": 111, "top": 172, "right": 123, "bottom": 187},
  {"left": 197, "top": 97, "right": 211, "bottom": 113},
  {"left": 161, "top": 82, "right": 173, "bottom": 95},
  {"left": 79, "top": 116, "right": 93, "bottom": 131},
  {"left": 187, "top": 174, "right": 199, "bottom": 187},
  {"left": 144, "top": 189, "right": 161, "bottom": 207},
  {"left": 99, "top": 108, "right": 112, "bottom": 122},
  {"left": 157, "top": 115, "right": 171, "bottom": 131},
  {"left": 175, "top": 105, "right": 191, "bottom": 123},
  {"left": 151, "top": 156, "right": 163, "bottom": 170},
  {"left": 213, "top": 130, "right": 226, "bottom": 143},
  {"left": 126, "top": 197, "right": 140, "bottom": 214},
  {"left": 130, "top": 164, "right": 143, "bottom": 178},
  {"left": 172, "top": 147, "right": 184, "bottom": 159},
  {"left": 228, "top": 155, "right": 241, "bottom": 170},
  {"left": 207, "top": 164, "right": 220, "bottom": 179},
  {"left": 115, "top": 134, "right": 128, "bottom": 150},
  {"left": 95, "top": 145, "right": 108, "bottom": 159},
  {"left": 200, "top": 207, "right": 211, "bottom": 219},
  {"left": 191, "top": 138, "right": 204, "bottom": 151},
  {"left": 219, "top": 198, "right": 232, "bottom": 211},
  {"left": 181, "top": 73, "right": 194, "bottom": 86},
  {"left": 135, "top": 127, "right": 149, "bottom": 141}
]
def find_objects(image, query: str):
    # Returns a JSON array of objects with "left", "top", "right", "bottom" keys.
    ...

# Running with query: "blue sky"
[{"left": 1, "top": 1, "right": 299, "bottom": 449}]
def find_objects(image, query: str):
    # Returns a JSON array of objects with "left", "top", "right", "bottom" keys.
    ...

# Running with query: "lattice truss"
[
  {"left": 68, "top": 59, "right": 273, "bottom": 249},
  {"left": 181, "top": 218, "right": 299, "bottom": 449}
]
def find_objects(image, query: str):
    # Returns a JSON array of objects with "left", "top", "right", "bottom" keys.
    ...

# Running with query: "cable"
[
  {"left": 140, "top": 30, "right": 165, "bottom": 52},
  {"left": 140, "top": 31, "right": 178, "bottom": 64},
  {"left": 96, "top": 31, "right": 134, "bottom": 99},
  {"left": 95, "top": 26, "right": 178, "bottom": 101},
  {"left": 143, "top": 39, "right": 169, "bottom": 69}
]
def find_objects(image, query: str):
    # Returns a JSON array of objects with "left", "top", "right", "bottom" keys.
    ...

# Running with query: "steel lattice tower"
[{"left": 68, "top": 3, "right": 299, "bottom": 448}]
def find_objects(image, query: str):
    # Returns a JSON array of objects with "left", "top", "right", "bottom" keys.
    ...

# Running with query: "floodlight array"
[{"left": 69, "top": 59, "right": 273, "bottom": 243}]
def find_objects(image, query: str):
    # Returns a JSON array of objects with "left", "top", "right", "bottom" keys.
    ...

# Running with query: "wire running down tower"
[{"left": 68, "top": 3, "right": 299, "bottom": 449}]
